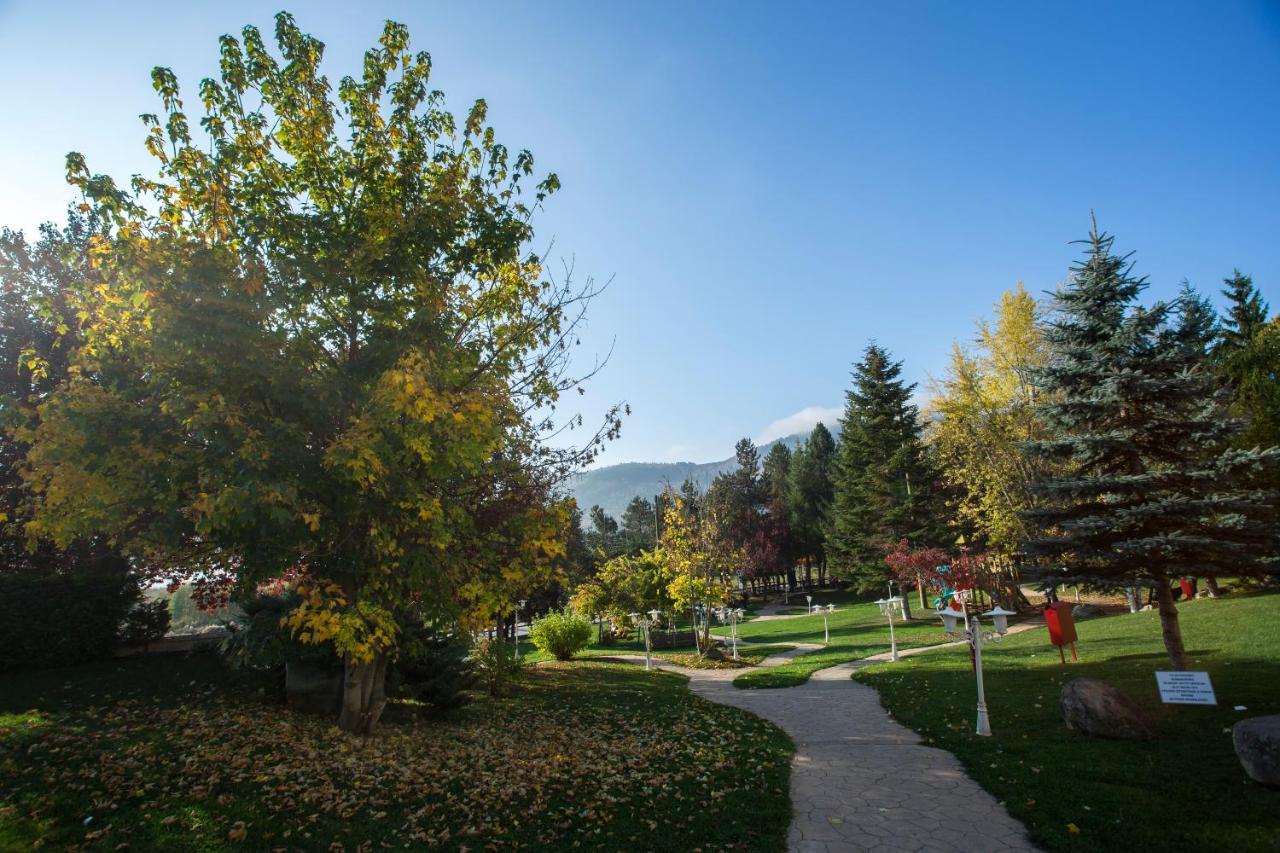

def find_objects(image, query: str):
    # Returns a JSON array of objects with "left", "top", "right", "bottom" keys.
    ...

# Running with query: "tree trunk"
[
  {"left": 900, "top": 587, "right": 912, "bottom": 620},
  {"left": 1204, "top": 577, "right": 1221, "bottom": 598},
  {"left": 1125, "top": 587, "right": 1141, "bottom": 613},
  {"left": 916, "top": 573, "right": 927, "bottom": 610},
  {"left": 337, "top": 652, "right": 389, "bottom": 734},
  {"left": 1153, "top": 580, "right": 1190, "bottom": 671}
]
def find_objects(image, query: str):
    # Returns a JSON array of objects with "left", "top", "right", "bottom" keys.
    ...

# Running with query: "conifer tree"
[
  {"left": 829, "top": 344, "right": 943, "bottom": 592},
  {"left": 1217, "top": 270, "right": 1269, "bottom": 355},
  {"left": 619, "top": 496, "right": 658, "bottom": 554},
  {"left": 1023, "top": 228, "right": 1278, "bottom": 670},
  {"left": 787, "top": 423, "right": 836, "bottom": 586}
]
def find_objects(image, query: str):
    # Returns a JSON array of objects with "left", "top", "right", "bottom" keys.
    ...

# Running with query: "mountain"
[{"left": 566, "top": 430, "right": 818, "bottom": 522}]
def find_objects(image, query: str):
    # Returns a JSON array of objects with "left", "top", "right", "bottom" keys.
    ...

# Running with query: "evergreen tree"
[
  {"left": 786, "top": 423, "right": 836, "bottom": 586},
  {"left": 829, "top": 344, "right": 944, "bottom": 592},
  {"left": 706, "top": 438, "right": 762, "bottom": 551},
  {"left": 584, "top": 505, "right": 622, "bottom": 558},
  {"left": 1217, "top": 270, "right": 1269, "bottom": 356},
  {"left": 762, "top": 442, "right": 792, "bottom": 505},
  {"left": 1023, "top": 228, "right": 1279, "bottom": 670},
  {"left": 1212, "top": 270, "right": 1280, "bottom": 451},
  {"left": 619, "top": 496, "right": 658, "bottom": 554}
]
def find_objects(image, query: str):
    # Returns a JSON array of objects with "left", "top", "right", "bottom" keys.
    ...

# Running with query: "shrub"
[
  {"left": 219, "top": 592, "right": 334, "bottom": 671},
  {"left": 529, "top": 610, "right": 593, "bottom": 661},
  {"left": 0, "top": 569, "right": 140, "bottom": 670},
  {"left": 119, "top": 598, "right": 172, "bottom": 647},
  {"left": 389, "top": 624, "right": 475, "bottom": 717},
  {"left": 470, "top": 636, "right": 521, "bottom": 696}
]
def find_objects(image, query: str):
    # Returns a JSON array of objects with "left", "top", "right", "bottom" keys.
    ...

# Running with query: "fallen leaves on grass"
[{"left": 0, "top": 663, "right": 790, "bottom": 851}]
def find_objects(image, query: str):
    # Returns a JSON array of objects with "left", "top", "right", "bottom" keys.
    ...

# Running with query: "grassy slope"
[
  {"left": 854, "top": 592, "right": 1280, "bottom": 853},
  {"left": 0, "top": 653, "right": 792, "bottom": 852},
  {"left": 716, "top": 593, "right": 954, "bottom": 688}
]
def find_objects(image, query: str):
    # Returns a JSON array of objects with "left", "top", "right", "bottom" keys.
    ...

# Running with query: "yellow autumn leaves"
[{"left": 284, "top": 579, "right": 398, "bottom": 664}]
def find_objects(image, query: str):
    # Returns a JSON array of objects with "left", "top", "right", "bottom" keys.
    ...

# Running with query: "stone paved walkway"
[{"left": 614, "top": 627, "right": 1041, "bottom": 852}]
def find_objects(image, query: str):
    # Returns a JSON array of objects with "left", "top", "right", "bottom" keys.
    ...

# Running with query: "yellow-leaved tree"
[
  {"left": 926, "top": 284, "right": 1053, "bottom": 595},
  {"left": 659, "top": 495, "right": 736, "bottom": 655},
  {"left": 20, "top": 14, "right": 621, "bottom": 732}
]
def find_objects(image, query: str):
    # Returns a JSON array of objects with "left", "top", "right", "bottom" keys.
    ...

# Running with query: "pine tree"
[
  {"left": 619, "top": 496, "right": 658, "bottom": 554},
  {"left": 1217, "top": 270, "right": 1269, "bottom": 356},
  {"left": 828, "top": 344, "right": 944, "bottom": 592},
  {"left": 1213, "top": 270, "right": 1280, "bottom": 451},
  {"left": 585, "top": 505, "right": 622, "bottom": 558},
  {"left": 1023, "top": 228, "right": 1279, "bottom": 670},
  {"left": 762, "top": 442, "right": 792, "bottom": 505},
  {"left": 787, "top": 423, "right": 836, "bottom": 587}
]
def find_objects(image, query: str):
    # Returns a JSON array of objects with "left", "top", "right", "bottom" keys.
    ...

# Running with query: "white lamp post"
[
  {"left": 514, "top": 599, "right": 527, "bottom": 661},
  {"left": 806, "top": 594, "right": 813, "bottom": 615},
  {"left": 630, "top": 611, "right": 657, "bottom": 671},
  {"left": 936, "top": 598, "right": 1012, "bottom": 736},
  {"left": 875, "top": 597, "right": 900, "bottom": 661},
  {"left": 820, "top": 603, "right": 836, "bottom": 644}
]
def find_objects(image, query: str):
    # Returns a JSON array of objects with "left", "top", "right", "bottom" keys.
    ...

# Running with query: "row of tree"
[{"left": 576, "top": 228, "right": 1279, "bottom": 671}]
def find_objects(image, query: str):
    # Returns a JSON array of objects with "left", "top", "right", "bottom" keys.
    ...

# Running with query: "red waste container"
[
  {"left": 1044, "top": 601, "right": 1078, "bottom": 663},
  {"left": 1180, "top": 578, "right": 1196, "bottom": 600}
]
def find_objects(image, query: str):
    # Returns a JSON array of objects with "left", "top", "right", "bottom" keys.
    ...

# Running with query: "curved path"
[{"left": 614, "top": 637, "right": 1038, "bottom": 852}]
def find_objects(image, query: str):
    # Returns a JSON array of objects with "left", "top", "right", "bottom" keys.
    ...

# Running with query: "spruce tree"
[
  {"left": 1217, "top": 270, "right": 1269, "bottom": 355},
  {"left": 828, "top": 344, "right": 944, "bottom": 592},
  {"left": 619, "top": 496, "right": 658, "bottom": 554},
  {"left": 787, "top": 423, "right": 836, "bottom": 586},
  {"left": 1023, "top": 228, "right": 1279, "bottom": 670}
]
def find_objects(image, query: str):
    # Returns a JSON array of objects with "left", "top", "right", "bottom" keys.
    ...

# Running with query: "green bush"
[
  {"left": 529, "top": 610, "right": 593, "bottom": 661},
  {"left": 119, "top": 598, "right": 171, "bottom": 647},
  {"left": 470, "top": 636, "right": 521, "bottom": 696},
  {"left": 0, "top": 569, "right": 141, "bottom": 671},
  {"left": 219, "top": 592, "right": 334, "bottom": 671},
  {"left": 389, "top": 624, "right": 475, "bottom": 717}
]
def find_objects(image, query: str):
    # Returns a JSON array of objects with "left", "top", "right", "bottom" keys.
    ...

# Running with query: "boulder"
[
  {"left": 1233, "top": 715, "right": 1280, "bottom": 788},
  {"left": 1060, "top": 678, "right": 1154, "bottom": 740},
  {"left": 1071, "top": 604, "right": 1106, "bottom": 620},
  {"left": 285, "top": 659, "right": 342, "bottom": 716}
]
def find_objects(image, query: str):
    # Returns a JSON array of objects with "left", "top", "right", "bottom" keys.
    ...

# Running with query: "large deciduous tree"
[
  {"left": 21, "top": 15, "right": 620, "bottom": 731},
  {"left": 1022, "top": 227, "right": 1278, "bottom": 670}
]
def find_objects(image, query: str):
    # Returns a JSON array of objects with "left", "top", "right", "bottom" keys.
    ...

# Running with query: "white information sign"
[{"left": 1155, "top": 671, "right": 1216, "bottom": 705}]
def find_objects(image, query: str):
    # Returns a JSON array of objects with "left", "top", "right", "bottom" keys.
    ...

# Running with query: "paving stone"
[{"left": 609, "top": 614, "right": 1042, "bottom": 852}]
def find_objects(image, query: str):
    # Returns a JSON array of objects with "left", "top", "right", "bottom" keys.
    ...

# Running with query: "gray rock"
[
  {"left": 1233, "top": 715, "right": 1280, "bottom": 788},
  {"left": 285, "top": 659, "right": 342, "bottom": 716},
  {"left": 1071, "top": 604, "right": 1106, "bottom": 620},
  {"left": 1061, "top": 678, "right": 1154, "bottom": 740}
]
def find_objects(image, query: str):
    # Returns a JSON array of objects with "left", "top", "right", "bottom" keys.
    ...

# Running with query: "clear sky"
[{"left": 2, "top": 1, "right": 1278, "bottom": 465}]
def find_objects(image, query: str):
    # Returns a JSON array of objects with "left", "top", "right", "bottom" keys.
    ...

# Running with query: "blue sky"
[{"left": 2, "top": 1, "right": 1278, "bottom": 464}]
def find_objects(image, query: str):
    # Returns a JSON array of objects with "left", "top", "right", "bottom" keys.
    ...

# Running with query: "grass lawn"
[
  {"left": 0, "top": 652, "right": 792, "bottom": 851},
  {"left": 854, "top": 591, "right": 1280, "bottom": 853},
  {"left": 715, "top": 595, "right": 956, "bottom": 688}
]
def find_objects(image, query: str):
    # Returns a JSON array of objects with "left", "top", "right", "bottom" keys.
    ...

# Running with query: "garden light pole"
[
  {"left": 806, "top": 594, "right": 813, "bottom": 615},
  {"left": 935, "top": 600, "right": 1015, "bottom": 736},
  {"left": 514, "top": 599, "right": 526, "bottom": 662},
  {"left": 821, "top": 603, "right": 835, "bottom": 644},
  {"left": 630, "top": 612, "right": 655, "bottom": 671},
  {"left": 875, "top": 596, "right": 901, "bottom": 661}
]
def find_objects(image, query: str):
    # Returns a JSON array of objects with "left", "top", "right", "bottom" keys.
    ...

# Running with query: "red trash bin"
[
  {"left": 1180, "top": 578, "right": 1196, "bottom": 600},
  {"left": 1044, "top": 601, "right": 1078, "bottom": 663}
]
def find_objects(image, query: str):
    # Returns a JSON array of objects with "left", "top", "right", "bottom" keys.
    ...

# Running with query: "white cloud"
[{"left": 755, "top": 405, "right": 842, "bottom": 445}]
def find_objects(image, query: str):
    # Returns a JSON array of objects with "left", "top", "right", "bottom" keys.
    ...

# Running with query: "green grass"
[
  {"left": 717, "top": 596, "right": 957, "bottom": 688},
  {"left": 0, "top": 652, "right": 792, "bottom": 851},
  {"left": 854, "top": 591, "right": 1280, "bottom": 853}
]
